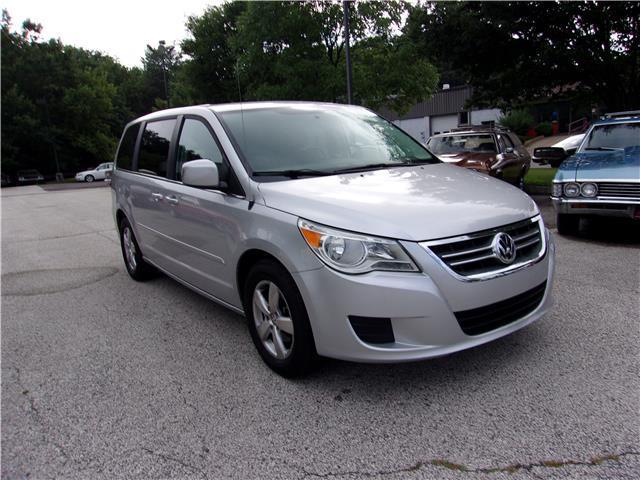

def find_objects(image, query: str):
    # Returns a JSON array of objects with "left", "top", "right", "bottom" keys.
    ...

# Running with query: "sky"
[{"left": 2, "top": 0, "right": 224, "bottom": 67}]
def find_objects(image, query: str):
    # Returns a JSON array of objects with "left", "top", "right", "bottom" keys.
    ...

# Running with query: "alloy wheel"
[
  {"left": 122, "top": 227, "right": 137, "bottom": 271},
  {"left": 252, "top": 280, "right": 294, "bottom": 359}
]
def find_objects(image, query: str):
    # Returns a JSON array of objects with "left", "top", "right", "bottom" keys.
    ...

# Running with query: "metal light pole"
[{"left": 343, "top": 1, "right": 353, "bottom": 104}]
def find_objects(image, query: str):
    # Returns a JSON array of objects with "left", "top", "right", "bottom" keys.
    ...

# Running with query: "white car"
[{"left": 75, "top": 163, "right": 113, "bottom": 182}]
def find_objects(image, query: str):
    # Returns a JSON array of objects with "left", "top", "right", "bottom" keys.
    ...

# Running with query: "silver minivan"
[{"left": 111, "top": 102, "right": 555, "bottom": 376}]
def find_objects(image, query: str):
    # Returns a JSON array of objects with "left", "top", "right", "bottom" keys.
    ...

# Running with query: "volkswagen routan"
[{"left": 111, "top": 102, "right": 555, "bottom": 376}]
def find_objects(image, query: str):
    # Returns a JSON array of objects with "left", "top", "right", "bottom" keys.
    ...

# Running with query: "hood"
[
  {"left": 257, "top": 163, "right": 538, "bottom": 241},
  {"left": 555, "top": 146, "right": 640, "bottom": 182}
]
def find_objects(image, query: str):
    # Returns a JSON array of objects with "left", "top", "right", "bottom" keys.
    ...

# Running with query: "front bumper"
[
  {"left": 293, "top": 231, "right": 556, "bottom": 363},
  {"left": 552, "top": 197, "right": 640, "bottom": 219}
]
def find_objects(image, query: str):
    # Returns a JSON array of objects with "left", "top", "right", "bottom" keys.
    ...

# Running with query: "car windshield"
[
  {"left": 217, "top": 105, "right": 438, "bottom": 176},
  {"left": 428, "top": 134, "right": 497, "bottom": 154},
  {"left": 581, "top": 122, "right": 640, "bottom": 151}
]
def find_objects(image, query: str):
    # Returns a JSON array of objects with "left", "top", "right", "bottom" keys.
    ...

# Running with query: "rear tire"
[
  {"left": 243, "top": 259, "right": 316, "bottom": 377},
  {"left": 118, "top": 217, "right": 155, "bottom": 281},
  {"left": 557, "top": 213, "right": 580, "bottom": 236}
]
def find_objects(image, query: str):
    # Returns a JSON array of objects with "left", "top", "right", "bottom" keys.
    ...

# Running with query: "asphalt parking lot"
[{"left": 2, "top": 185, "right": 639, "bottom": 479}]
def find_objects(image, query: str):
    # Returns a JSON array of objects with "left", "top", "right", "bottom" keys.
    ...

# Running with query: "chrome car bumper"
[
  {"left": 552, "top": 197, "right": 640, "bottom": 219},
  {"left": 293, "top": 231, "right": 555, "bottom": 363}
]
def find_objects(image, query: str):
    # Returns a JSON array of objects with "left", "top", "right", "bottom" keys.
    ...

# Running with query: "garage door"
[{"left": 431, "top": 114, "right": 458, "bottom": 135}]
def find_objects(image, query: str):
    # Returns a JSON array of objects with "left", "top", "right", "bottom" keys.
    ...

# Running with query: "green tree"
[
  {"left": 142, "top": 40, "right": 182, "bottom": 109},
  {"left": 405, "top": 1, "right": 640, "bottom": 110}
]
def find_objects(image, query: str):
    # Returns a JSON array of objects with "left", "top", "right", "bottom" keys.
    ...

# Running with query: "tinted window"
[
  {"left": 116, "top": 124, "right": 139, "bottom": 170},
  {"left": 218, "top": 107, "right": 436, "bottom": 174},
  {"left": 429, "top": 134, "right": 496, "bottom": 154},
  {"left": 138, "top": 119, "right": 175, "bottom": 177},
  {"left": 498, "top": 134, "right": 514, "bottom": 151},
  {"left": 176, "top": 119, "right": 226, "bottom": 182},
  {"left": 582, "top": 122, "right": 640, "bottom": 151}
]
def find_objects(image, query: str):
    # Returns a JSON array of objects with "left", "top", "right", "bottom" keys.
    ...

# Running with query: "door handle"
[
  {"left": 151, "top": 192, "right": 164, "bottom": 202},
  {"left": 165, "top": 195, "right": 179, "bottom": 205}
]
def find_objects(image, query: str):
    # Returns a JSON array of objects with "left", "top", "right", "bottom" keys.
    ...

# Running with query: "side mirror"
[
  {"left": 182, "top": 159, "right": 219, "bottom": 188},
  {"left": 504, "top": 147, "right": 514, "bottom": 154}
]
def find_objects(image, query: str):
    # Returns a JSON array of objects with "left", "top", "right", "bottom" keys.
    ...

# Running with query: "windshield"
[
  {"left": 428, "top": 134, "right": 496, "bottom": 154},
  {"left": 581, "top": 122, "right": 640, "bottom": 151},
  {"left": 217, "top": 105, "right": 438, "bottom": 176}
]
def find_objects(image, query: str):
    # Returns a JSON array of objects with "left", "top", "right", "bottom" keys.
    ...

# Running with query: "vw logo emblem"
[{"left": 492, "top": 232, "right": 517, "bottom": 264}]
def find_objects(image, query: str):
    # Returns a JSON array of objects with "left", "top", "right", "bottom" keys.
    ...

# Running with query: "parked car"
[
  {"left": 551, "top": 111, "right": 640, "bottom": 235},
  {"left": 75, "top": 162, "right": 113, "bottom": 182},
  {"left": 532, "top": 134, "right": 585, "bottom": 168},
  {"left": 426, "top": 126, "right": 531, "bottom": 189},
  {"left": 16, "top": 169, "right": 44, "bottom": 184},
  {"left": 112, "top": 103, "right": 555, "bottom": 377}
]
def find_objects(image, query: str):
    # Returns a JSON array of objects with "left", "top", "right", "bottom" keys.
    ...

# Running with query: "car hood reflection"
[{"left": 258, "top": 163, "right": 538, "bottom": 241}]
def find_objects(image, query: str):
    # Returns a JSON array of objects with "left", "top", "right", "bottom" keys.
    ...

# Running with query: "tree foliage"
[{"left": 405, "top": 1, "right": 640, "bottom": 110}]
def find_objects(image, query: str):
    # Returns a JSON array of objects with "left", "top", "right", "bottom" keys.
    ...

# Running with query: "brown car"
[{"left": 426, "top": 126, "right": 531, "bottom": 189}]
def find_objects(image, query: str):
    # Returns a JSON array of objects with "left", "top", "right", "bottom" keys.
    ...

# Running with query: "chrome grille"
[
  {"left": 596, "top": 182, "right": 640, "bottom": 199},
  {"left": 423, "top": 217, "right": 545, "bottom": 280}
]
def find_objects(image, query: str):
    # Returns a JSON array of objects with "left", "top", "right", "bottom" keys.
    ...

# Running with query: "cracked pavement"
[{"left": 2, "top": 185, "right": 639, "bottom": 479}]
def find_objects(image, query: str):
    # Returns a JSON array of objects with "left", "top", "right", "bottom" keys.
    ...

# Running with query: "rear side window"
[
  {"left": 138, "top": 119, "right": 176, "bottom": 177},
  {"left": 116, "top": 124, "right": 139, "bottom": 171},
  {"left": 176, "top": 118, "right": 226, "bottom": 182}
]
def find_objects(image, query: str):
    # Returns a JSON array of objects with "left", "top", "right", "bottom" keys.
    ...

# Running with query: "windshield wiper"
[
  {"left": 331, "top": 162, "right": 418, "bottom": 174},
  {"left": 584, "top": 147, "right": 624, "bottom": 151},
  {"left": 252, "top": 169, "right": 333, "bottom": 178}
]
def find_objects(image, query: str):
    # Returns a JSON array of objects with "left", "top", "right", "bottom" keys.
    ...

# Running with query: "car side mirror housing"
[
  {"left": 182, "top": 159, "right": 219, "bottom": 188},
  {"left": 504, "top": 147, "right": 514, "bottom": 154}
]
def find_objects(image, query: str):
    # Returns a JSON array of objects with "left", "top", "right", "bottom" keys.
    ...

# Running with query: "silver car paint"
[
  {"left": 112, "top": 102, "right": 554, "bottom": 362},
  {"left": 258, "top": 164, "right": 538, "bottom": 241}
]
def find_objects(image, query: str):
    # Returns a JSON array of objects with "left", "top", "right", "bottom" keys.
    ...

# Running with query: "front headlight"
[
  {"left": 298, "top": 219, "right": 419, "bottom": 274},
  {"left": 581, "top": 183, "right": 597, "bottom": 197},
  {"left": 564, "top": 183, "right": 580, "bottom": 197}
]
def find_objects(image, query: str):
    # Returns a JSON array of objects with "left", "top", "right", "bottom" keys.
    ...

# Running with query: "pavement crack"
[
  {"left": 300, "top": 451, "right": 640, "bottom": 478},
  {"left": 141, "top": 446, "right": 206, "bottom": 478}
]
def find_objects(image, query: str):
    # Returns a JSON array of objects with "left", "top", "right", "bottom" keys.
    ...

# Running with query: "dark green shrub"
[
  {"left": 535, "top": 122, "right": 553, "bottom": 137},
  {"left": 498, "top": 109, "right": 534, "bottom": 136}
]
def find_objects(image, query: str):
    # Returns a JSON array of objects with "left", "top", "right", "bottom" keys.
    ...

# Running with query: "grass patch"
[{"left": 525, "top": 167, "right": 557, "bottom": 187}]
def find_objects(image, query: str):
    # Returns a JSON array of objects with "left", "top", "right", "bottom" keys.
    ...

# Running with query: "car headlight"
[
  {"left": 552, "top": 183, "right": 563, "bottom": 197},
  {"left": 298, "top": 219, "right": 419, "bottom": 274},
  {"left": 581, "top": 183, "right": 597, "bottom": 197},
  {"left": 564, "top": 183, "right": 580, "bottom": 197}
]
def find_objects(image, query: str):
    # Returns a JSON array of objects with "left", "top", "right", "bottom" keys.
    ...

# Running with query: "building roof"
[{"left": 380, "top": 85, "right": 473, "bottom": 121}]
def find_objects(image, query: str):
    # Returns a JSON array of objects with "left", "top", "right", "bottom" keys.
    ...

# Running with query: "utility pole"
[
  {"left": 159, "top": 40, "right": 169, "bottom": 107},
  {"left": 343, "top": 1, "right": 353, "bottom": 104}
]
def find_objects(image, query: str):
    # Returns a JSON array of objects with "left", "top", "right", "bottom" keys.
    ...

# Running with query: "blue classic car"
[{"left": 551, "top": 112, "right": 640, "bottom": 234}]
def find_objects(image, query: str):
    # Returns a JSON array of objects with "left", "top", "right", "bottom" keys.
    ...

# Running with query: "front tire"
[
  {"left": 557, "top": 213, "right": 580, "bottom": 236},
  {"left": 85, "top": 175, "right": 95, "bottom": 183},
  {"left": 243, "top": 259, "right": 316, "bottom": 377},
  {"left": 119, "top": 217, "right": 155, "bottom": 281}
]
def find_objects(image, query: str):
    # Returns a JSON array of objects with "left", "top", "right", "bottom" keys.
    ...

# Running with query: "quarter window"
[
  {"left": 138, "top": 119, "right": 175, "bottom": 177},
  {"left": 115, "top": 124, "right": 139, "bottom": 171},
  {"left": 176, "top": 118, "right": 226, "bottom": 182}
]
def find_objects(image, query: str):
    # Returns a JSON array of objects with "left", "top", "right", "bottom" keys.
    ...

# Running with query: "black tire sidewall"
[
  {"left": 85, "top": 175, "right": 94, "bottom": 183},
  {"left": 243, "top": 260, "right": 316, "bottom": 377}
]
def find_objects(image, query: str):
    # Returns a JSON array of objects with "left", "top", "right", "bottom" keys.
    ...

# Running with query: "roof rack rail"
[
  {"left": 449, "top": 124, "right": 510, "bottom": 133},
  {"left": 602, "top": 110, "right": 640, "bottom": 119}
]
